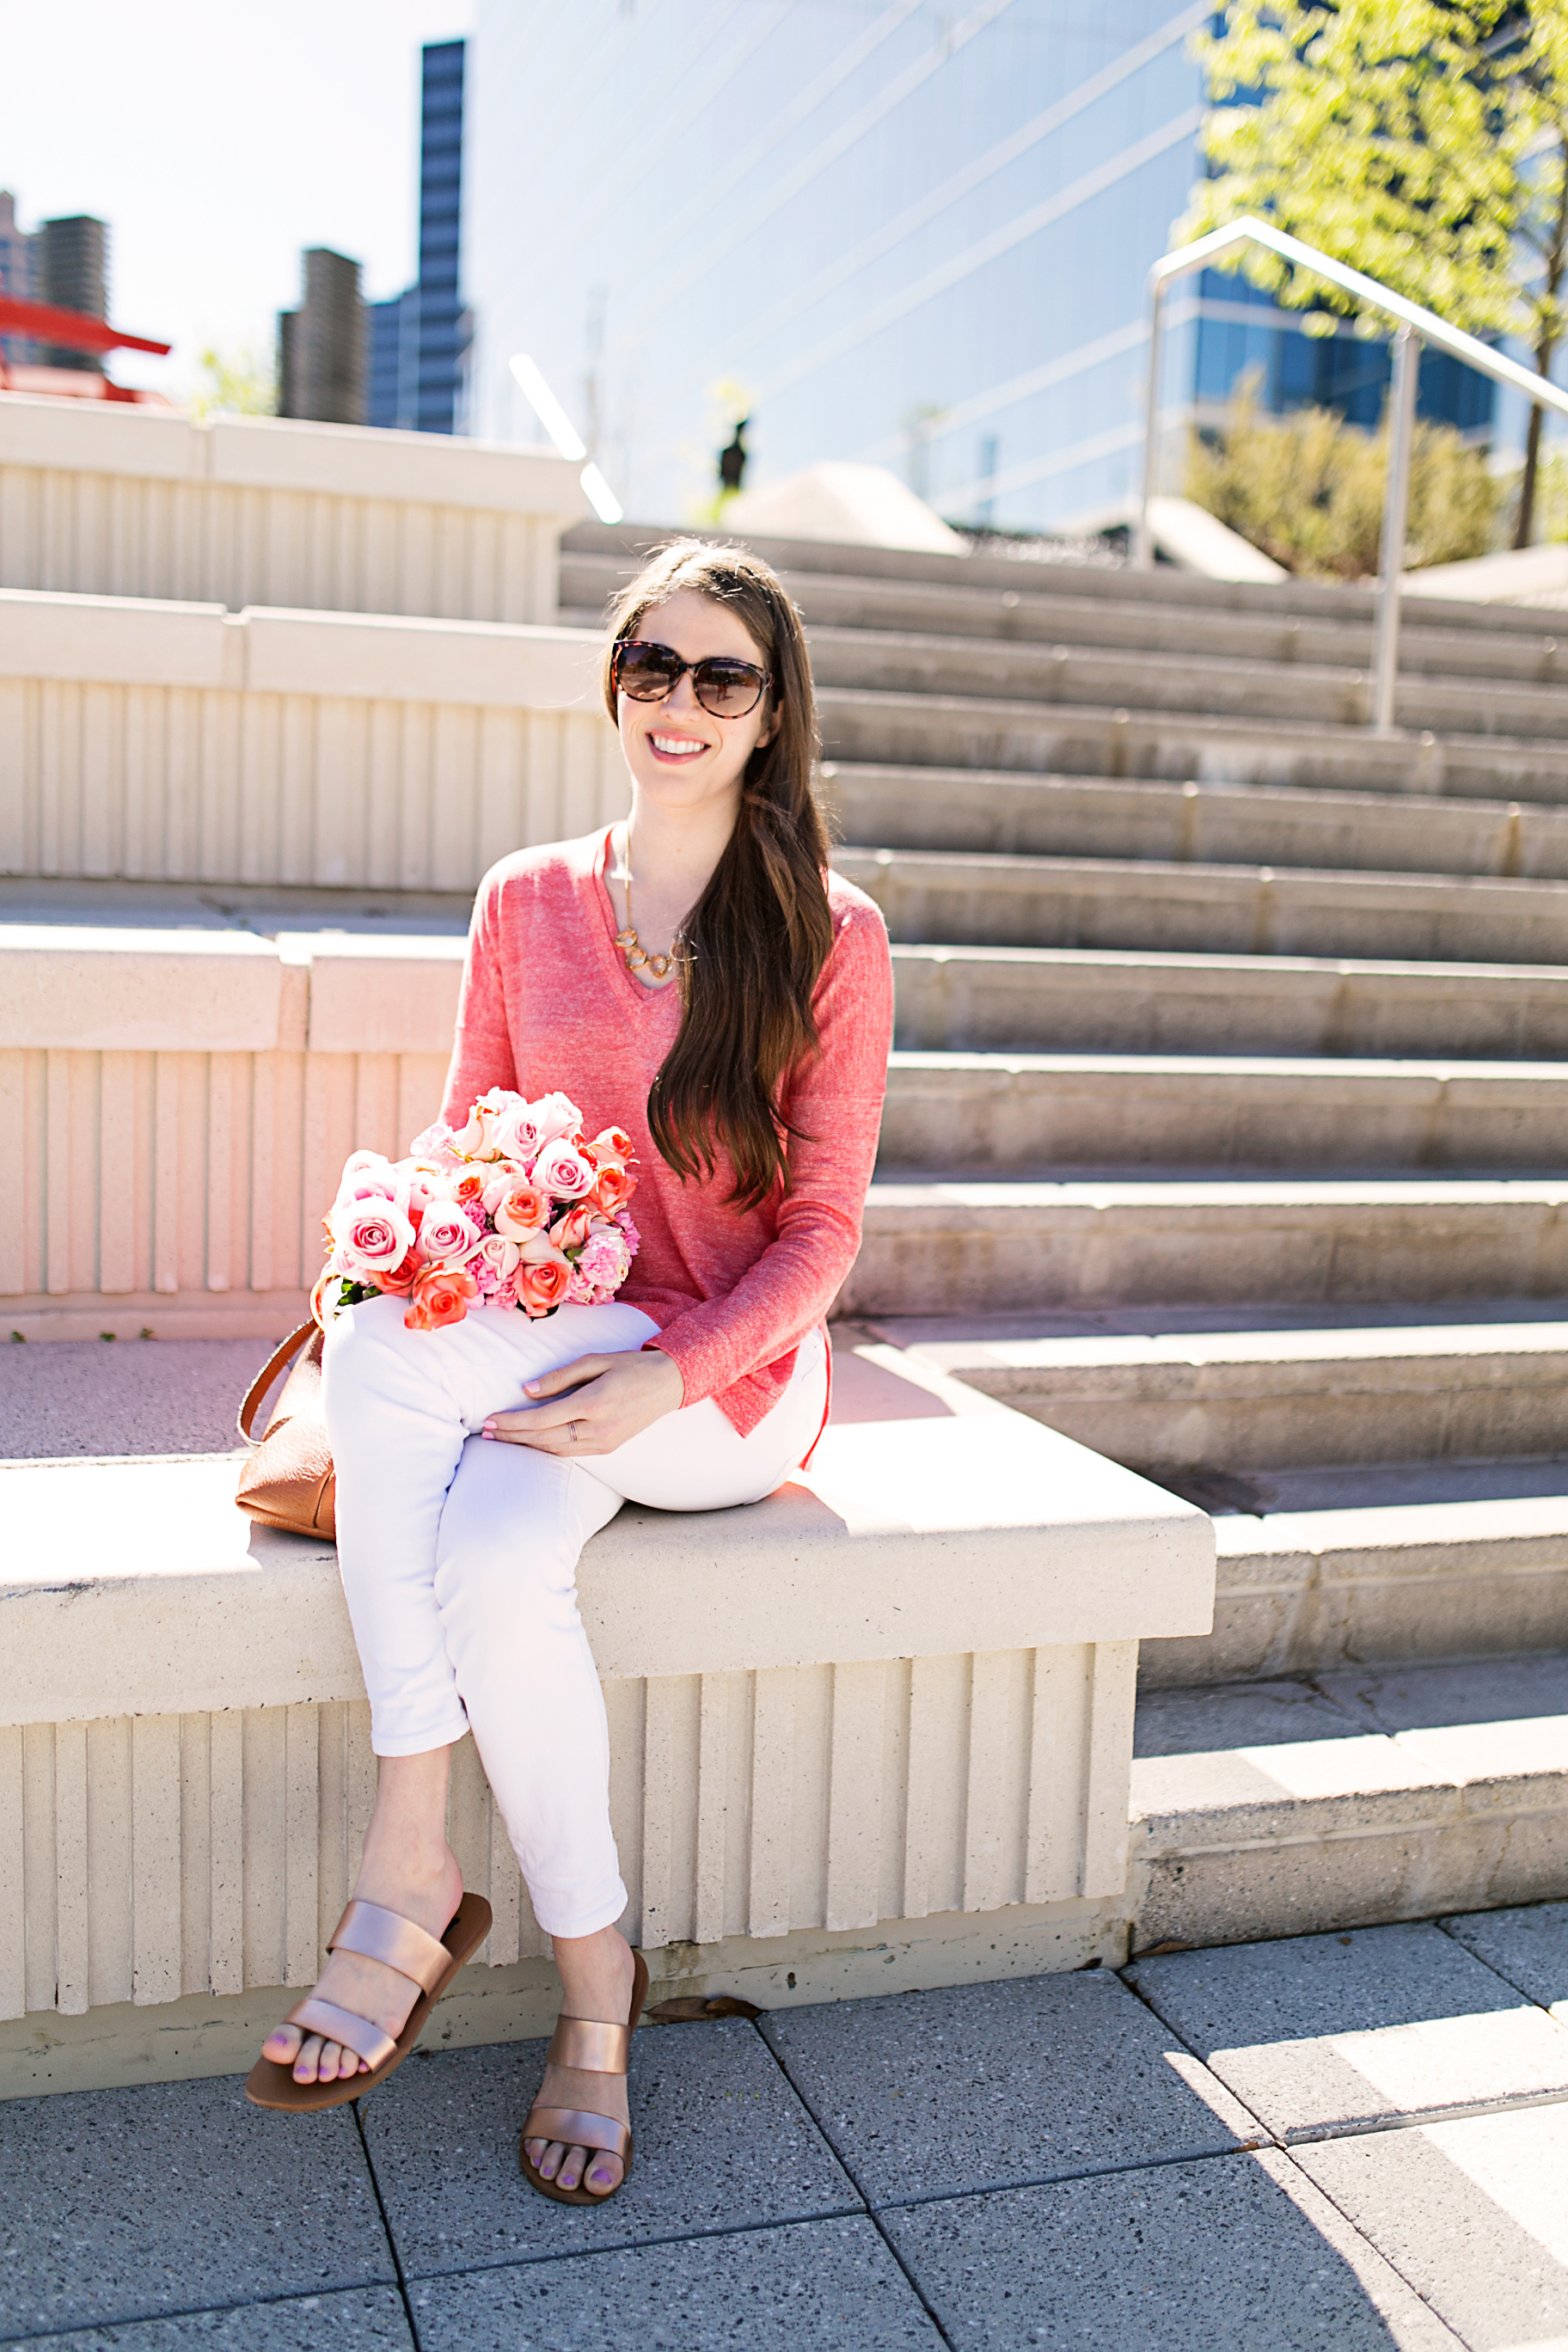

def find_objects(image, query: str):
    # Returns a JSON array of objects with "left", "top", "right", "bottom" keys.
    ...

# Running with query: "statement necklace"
[{"left": 614, "top": 831, "right": 680, "bottom": 980}]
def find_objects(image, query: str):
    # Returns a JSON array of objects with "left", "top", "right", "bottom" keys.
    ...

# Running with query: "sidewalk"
[{"left": 4, "top": 1908, "right": 1566, "bottom": 2349}]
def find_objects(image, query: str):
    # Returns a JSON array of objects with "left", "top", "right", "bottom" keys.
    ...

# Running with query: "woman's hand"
[{"left": 482, "top": 1348, "right": 685, "bottom": 1457}]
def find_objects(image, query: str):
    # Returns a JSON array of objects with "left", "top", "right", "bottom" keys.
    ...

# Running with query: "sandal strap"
[
  {"left": 285, "top": 1995, "right": 397, "bottom": 2071},
  {"left": 547, "top": 2014, "right": 632, "bottom": 2073},
  {"left": 523, "top": 2104, "right": 631, "bottom": 2159},
  {"left": 328, "top": 1899, "right": 451, "bottom": 1995}
]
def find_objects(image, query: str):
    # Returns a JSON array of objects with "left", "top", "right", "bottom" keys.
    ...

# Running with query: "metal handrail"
[{"left": 1136, "top": 216, "right": 1568, "bottom": 733}]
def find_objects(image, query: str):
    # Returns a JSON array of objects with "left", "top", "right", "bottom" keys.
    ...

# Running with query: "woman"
[{"left": 247, "top": 538, "right": 894, "bottom": 2204}]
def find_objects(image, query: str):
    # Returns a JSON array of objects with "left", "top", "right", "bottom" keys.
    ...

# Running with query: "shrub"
[{"left": 1185, "top": 380, "right": 1499, "bottom": 579}]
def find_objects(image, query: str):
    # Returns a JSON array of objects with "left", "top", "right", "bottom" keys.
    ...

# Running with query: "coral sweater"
[{"left": 439, "top": 827, "right": 894, "bottom": 1436}]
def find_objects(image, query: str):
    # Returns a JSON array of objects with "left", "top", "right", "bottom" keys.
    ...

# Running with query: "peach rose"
[
  {"left": 375, "top": 1249, "right": 420, "bottom": 1296},
  {"left": 493, "top": 1182, "right": 550, "bottom": 1240},
  {"left": 548, "top": 1204, "right": 595, "bottom": 1254},
  {"left": 591, "top": 1125, "right": 634, "bottom": 1163},
  {"left": 403, "top": 1265, "right": 478, "bottom": 1331},
  {"left": 518, "top": 1256, "right": 572, "bottom": 1316},
  {"left": 590, "top": 1159, "right": 636, "bottom": 1216},
  {"left": 451, "top": 1168, "right": 488, "bottom": 1210},
  {"left": 517, "top": 1229, "right": 571, "bottom": 1267},
  {"left": 529, "top": 1092, "right": 584, "bottom": 1148}
]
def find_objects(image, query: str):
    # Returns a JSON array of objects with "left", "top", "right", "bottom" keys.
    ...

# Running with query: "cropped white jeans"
[{"left": 322, "top": 1295, "right": 828, "bottom": 1940}]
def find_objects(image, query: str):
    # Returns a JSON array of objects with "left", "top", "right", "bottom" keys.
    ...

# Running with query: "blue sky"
[{"left": 1, "top": 0, "right": 472, "bottom": 395}]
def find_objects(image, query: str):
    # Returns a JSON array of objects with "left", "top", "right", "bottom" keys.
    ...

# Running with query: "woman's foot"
[
  {"left": 260, "top": 1841, "right": 463, "bottom": 2085},
  {"left": 259, "top": 1747, "right": 463, "bottom": 2086},
  {"left": 524, "top": 1927, "right": 637, "bottom": 2196}
]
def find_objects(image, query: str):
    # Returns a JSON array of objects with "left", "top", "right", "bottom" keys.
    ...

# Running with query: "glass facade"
[
  {"left": 369, "top": 39, "right": 469, "bottom": 435},
  {"left": 464, "top": 2, "right": 1495, "bottom": 530}
]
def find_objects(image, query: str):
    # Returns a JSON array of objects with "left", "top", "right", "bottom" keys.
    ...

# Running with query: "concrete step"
[
  {"left": 830, "top": 762, "right": 1568, "bottom": 881},
  {"left": 844, "top": 1177, "right": 1568, "bottom": 1316},
  {"left": 1130, "top": 1654, "right": 1568, "bottom": 1947},
  {"left": 844, "top": 844, "right": 1568, "bottom": 965},
  {"left": 562, "top": 526, "right": 1566, "bottom": 643},
  {"left": 564, "top": 550, "right": 1568, "bottom": 683},
  {"left": 806, "top": 625, "right": 1568, "bottom": 741},
  {"left": 1154, "top": 1491, "right": 1568, "bottom": 1688},
  {"left": 880, "top": 1052, "right": 1568, "bottom": 1173},
  {"left": 818, "top": 684, "right": 1568, "bottom": 805},
  {"left": 890, "top": 943, "right": 1568, "bottom": 1059},
  {"left": 877, "top": 1314, "right": 1568, "bottom": 1473}
]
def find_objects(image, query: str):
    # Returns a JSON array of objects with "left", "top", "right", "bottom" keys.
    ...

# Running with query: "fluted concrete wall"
[
  {"left": 0, "top": 592, "right": 622, "bottom": 892},
  {"left": 0, "top": 933, "right": 468, "bottom": 1333},
  {"left": 0, "top": 1644, "right": 1136, "bottom": 2021},
  {"left": 0, "top": 395, "right": 588, "bottom": 622}
]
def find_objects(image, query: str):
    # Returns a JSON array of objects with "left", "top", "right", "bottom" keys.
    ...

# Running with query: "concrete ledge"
[
  {"left": 0, "top": 1417, "right": 1215, "bottom": 1725},
  {"left": 0, "top": 1375, "right": 1213, "bottom": 2054}
]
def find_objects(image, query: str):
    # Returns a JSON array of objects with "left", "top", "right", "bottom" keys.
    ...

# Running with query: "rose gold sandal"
[
  {"left": 245, "top": 1891, "right": 493, "bottom": 2112},
  {"left": 519, "top": 1948, "right": 650, "bottom": 2205}
]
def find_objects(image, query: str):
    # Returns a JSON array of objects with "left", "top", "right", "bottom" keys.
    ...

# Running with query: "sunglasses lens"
[
  {"left": 616, "top": 642, "right": 682, "bottom": 700},
  {"left": 694, "top": 659, "right": 764, "bottom": 717}
]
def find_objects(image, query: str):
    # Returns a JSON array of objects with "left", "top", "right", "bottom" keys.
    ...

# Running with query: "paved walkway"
[{"left": 4, "top": 1907, "right": 1567, "bottom": 2349}]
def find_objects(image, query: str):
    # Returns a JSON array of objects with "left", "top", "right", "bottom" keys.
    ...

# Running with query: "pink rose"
[
  {"left": 533, "top": 1136, "right": 595, "bottom": 1199},
  {"left": 404, "top": 1265, "right": 478, "bottom": 1331},
  {"left": 517, "top": 1229, "right": 570, "bottom": 1267},
  {"left": 450, "top": 1168, "right": 488, "bottom": 1212},
  {"left": 419, "top": 1204, "right": 482, "bottom": 1265},
  {"left": 518, "top": 1256, "right": 572, "bottom": 1316},
  {"left": 493, "top": 1182, "right": 550, "bottom": 1240},
  {"left": 577, "top": 1224, "right": 631, "bottom": 1292},
  {"left": 328, "top": 1195, "right": 416, "bottom": 1280},
  {"left": 529, "top": 1092, "right": 584, "bottom": 1148},
  {"left": 473, "top": 1232, "right": 522, "bottom": 1297}
]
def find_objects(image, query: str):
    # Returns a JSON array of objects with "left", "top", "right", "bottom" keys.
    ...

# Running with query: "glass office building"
[
  {"left": 370, "top": 39, "right": 469, "bottom": 435},
  {"left": 464, "top": 1, "right": 1496, "bottom": 530}
]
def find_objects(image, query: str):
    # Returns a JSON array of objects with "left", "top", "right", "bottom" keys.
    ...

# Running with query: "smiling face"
[{"left": 615, "top": 587, "right": 777, "bottom": 818}]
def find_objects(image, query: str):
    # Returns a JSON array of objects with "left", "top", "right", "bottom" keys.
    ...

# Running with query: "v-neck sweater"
[{"left": 438, "top": 828, "right": 894, "bottom": 1436}]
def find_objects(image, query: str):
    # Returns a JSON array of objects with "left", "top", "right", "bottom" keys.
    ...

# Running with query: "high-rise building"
[
  {"left": 462, "top": 3, "right": 1497, "bottom": 530},
  {"left": 38, "top": 214, "right": 109, "bottom": 371},
  {"left": 278, "top": 248, "right": 367, "bottom": 425},
  {"left": 368, "top": 39, "right": 469, "bottom": 434},
  {"left": 0, "top": 193, "right": 40, "bottom": 366}
]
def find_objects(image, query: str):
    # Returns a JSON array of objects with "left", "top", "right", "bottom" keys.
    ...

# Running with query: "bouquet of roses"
[{"left": 314, "top": 1086, "right": 640, "bottom": 1333}]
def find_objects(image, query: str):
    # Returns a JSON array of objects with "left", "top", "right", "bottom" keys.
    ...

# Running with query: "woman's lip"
[{"left": 647, "top": 732, "right": 710, "bottom": 758}]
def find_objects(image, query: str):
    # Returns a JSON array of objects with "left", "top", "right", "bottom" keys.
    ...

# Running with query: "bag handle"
[{"left": 237, "top": 1320, "right": 319, "bottom": 1445}]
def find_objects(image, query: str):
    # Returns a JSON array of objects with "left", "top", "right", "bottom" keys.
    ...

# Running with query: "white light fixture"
[{"left": 510, "top": 352, "right": 624, "bottom": 525}]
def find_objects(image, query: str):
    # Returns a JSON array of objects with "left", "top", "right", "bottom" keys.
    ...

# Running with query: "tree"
[
  {"left": 1187, "top": 377, "right": 1501, "bottom": 575},
  {"left": 1179, "top": 1, "right": 1568, "bottom": 546},
  {"left": 187, "top": 344, "right": 276, "bottom": 420}
]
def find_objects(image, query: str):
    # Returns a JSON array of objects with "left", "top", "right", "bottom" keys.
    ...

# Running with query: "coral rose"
[
  {"left": 548, "top": 1204, "right": 595, "bottom": 1254},
  {"left": 590, "top": 1159, "right": 635, "bottom": 1216},
  {"left": 591, "top": 1125, "right": 634, "bottom": 1163},
  {"left": 518, "top": 1255, "right": 572, "bottom": 1316},
  {"left": 404, "top": 1265, "right": 478, "bottom": 1331},
  {"left": 493, "top": 1182, "right": 550, "bottom": 1240}
]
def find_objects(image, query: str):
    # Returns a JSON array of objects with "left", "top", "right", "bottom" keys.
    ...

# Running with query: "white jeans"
[{"left": 322, "top": 1294, "right": 828, "bottom": 1939}]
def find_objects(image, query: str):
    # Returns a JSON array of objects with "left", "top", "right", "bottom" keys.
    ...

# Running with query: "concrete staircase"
[{"left": 571, "top": 524, "right": 1568, "bottom": 1950}]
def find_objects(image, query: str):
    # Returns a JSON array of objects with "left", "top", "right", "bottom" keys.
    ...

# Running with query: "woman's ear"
[{"left": 756, "top": 695, "right": 781, "bottom": 750}]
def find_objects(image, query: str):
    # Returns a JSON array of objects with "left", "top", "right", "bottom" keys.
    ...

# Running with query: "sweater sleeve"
[
  {"left": 439, "top": 865, "right": 520, "bottom": 1124},
  {"left": 646, "top": 896, "right": 893, "bottom": 1407}
]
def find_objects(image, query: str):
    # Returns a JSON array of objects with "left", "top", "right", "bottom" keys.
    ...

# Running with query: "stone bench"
[{"left": 0, "top": 1348, "right": 1213, "bottom": 2094}]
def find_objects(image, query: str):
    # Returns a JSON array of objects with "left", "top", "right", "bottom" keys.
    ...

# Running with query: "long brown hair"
[{"left": 600, "top": 538, "right": 835, "bottom": 1210}]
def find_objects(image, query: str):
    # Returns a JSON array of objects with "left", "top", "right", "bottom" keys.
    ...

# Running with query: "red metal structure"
[{"left": 0, "top": 293, "right": 172, "bottom": 402}]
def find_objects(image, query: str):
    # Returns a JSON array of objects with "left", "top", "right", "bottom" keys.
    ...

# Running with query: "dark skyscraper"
[
  {"left": 369, "top": 39, "right": 468, "bottom": 433},
  {"left": 278, "top": 248, "right": 368, "bottom": 425},
  {"left": 39, "top": 214, "right": 108, "bottom": 370}
]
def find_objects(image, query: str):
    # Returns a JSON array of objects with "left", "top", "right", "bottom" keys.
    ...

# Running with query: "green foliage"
[
  {"left": 187, "top": 344, "right": 276, "bottom": 419},
  {"left": 1185, "top": 381, "right": 1501, "bottom": 578},
  {"left": 1180, "top": 0, "right": 1568, "bottom": 541}
]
